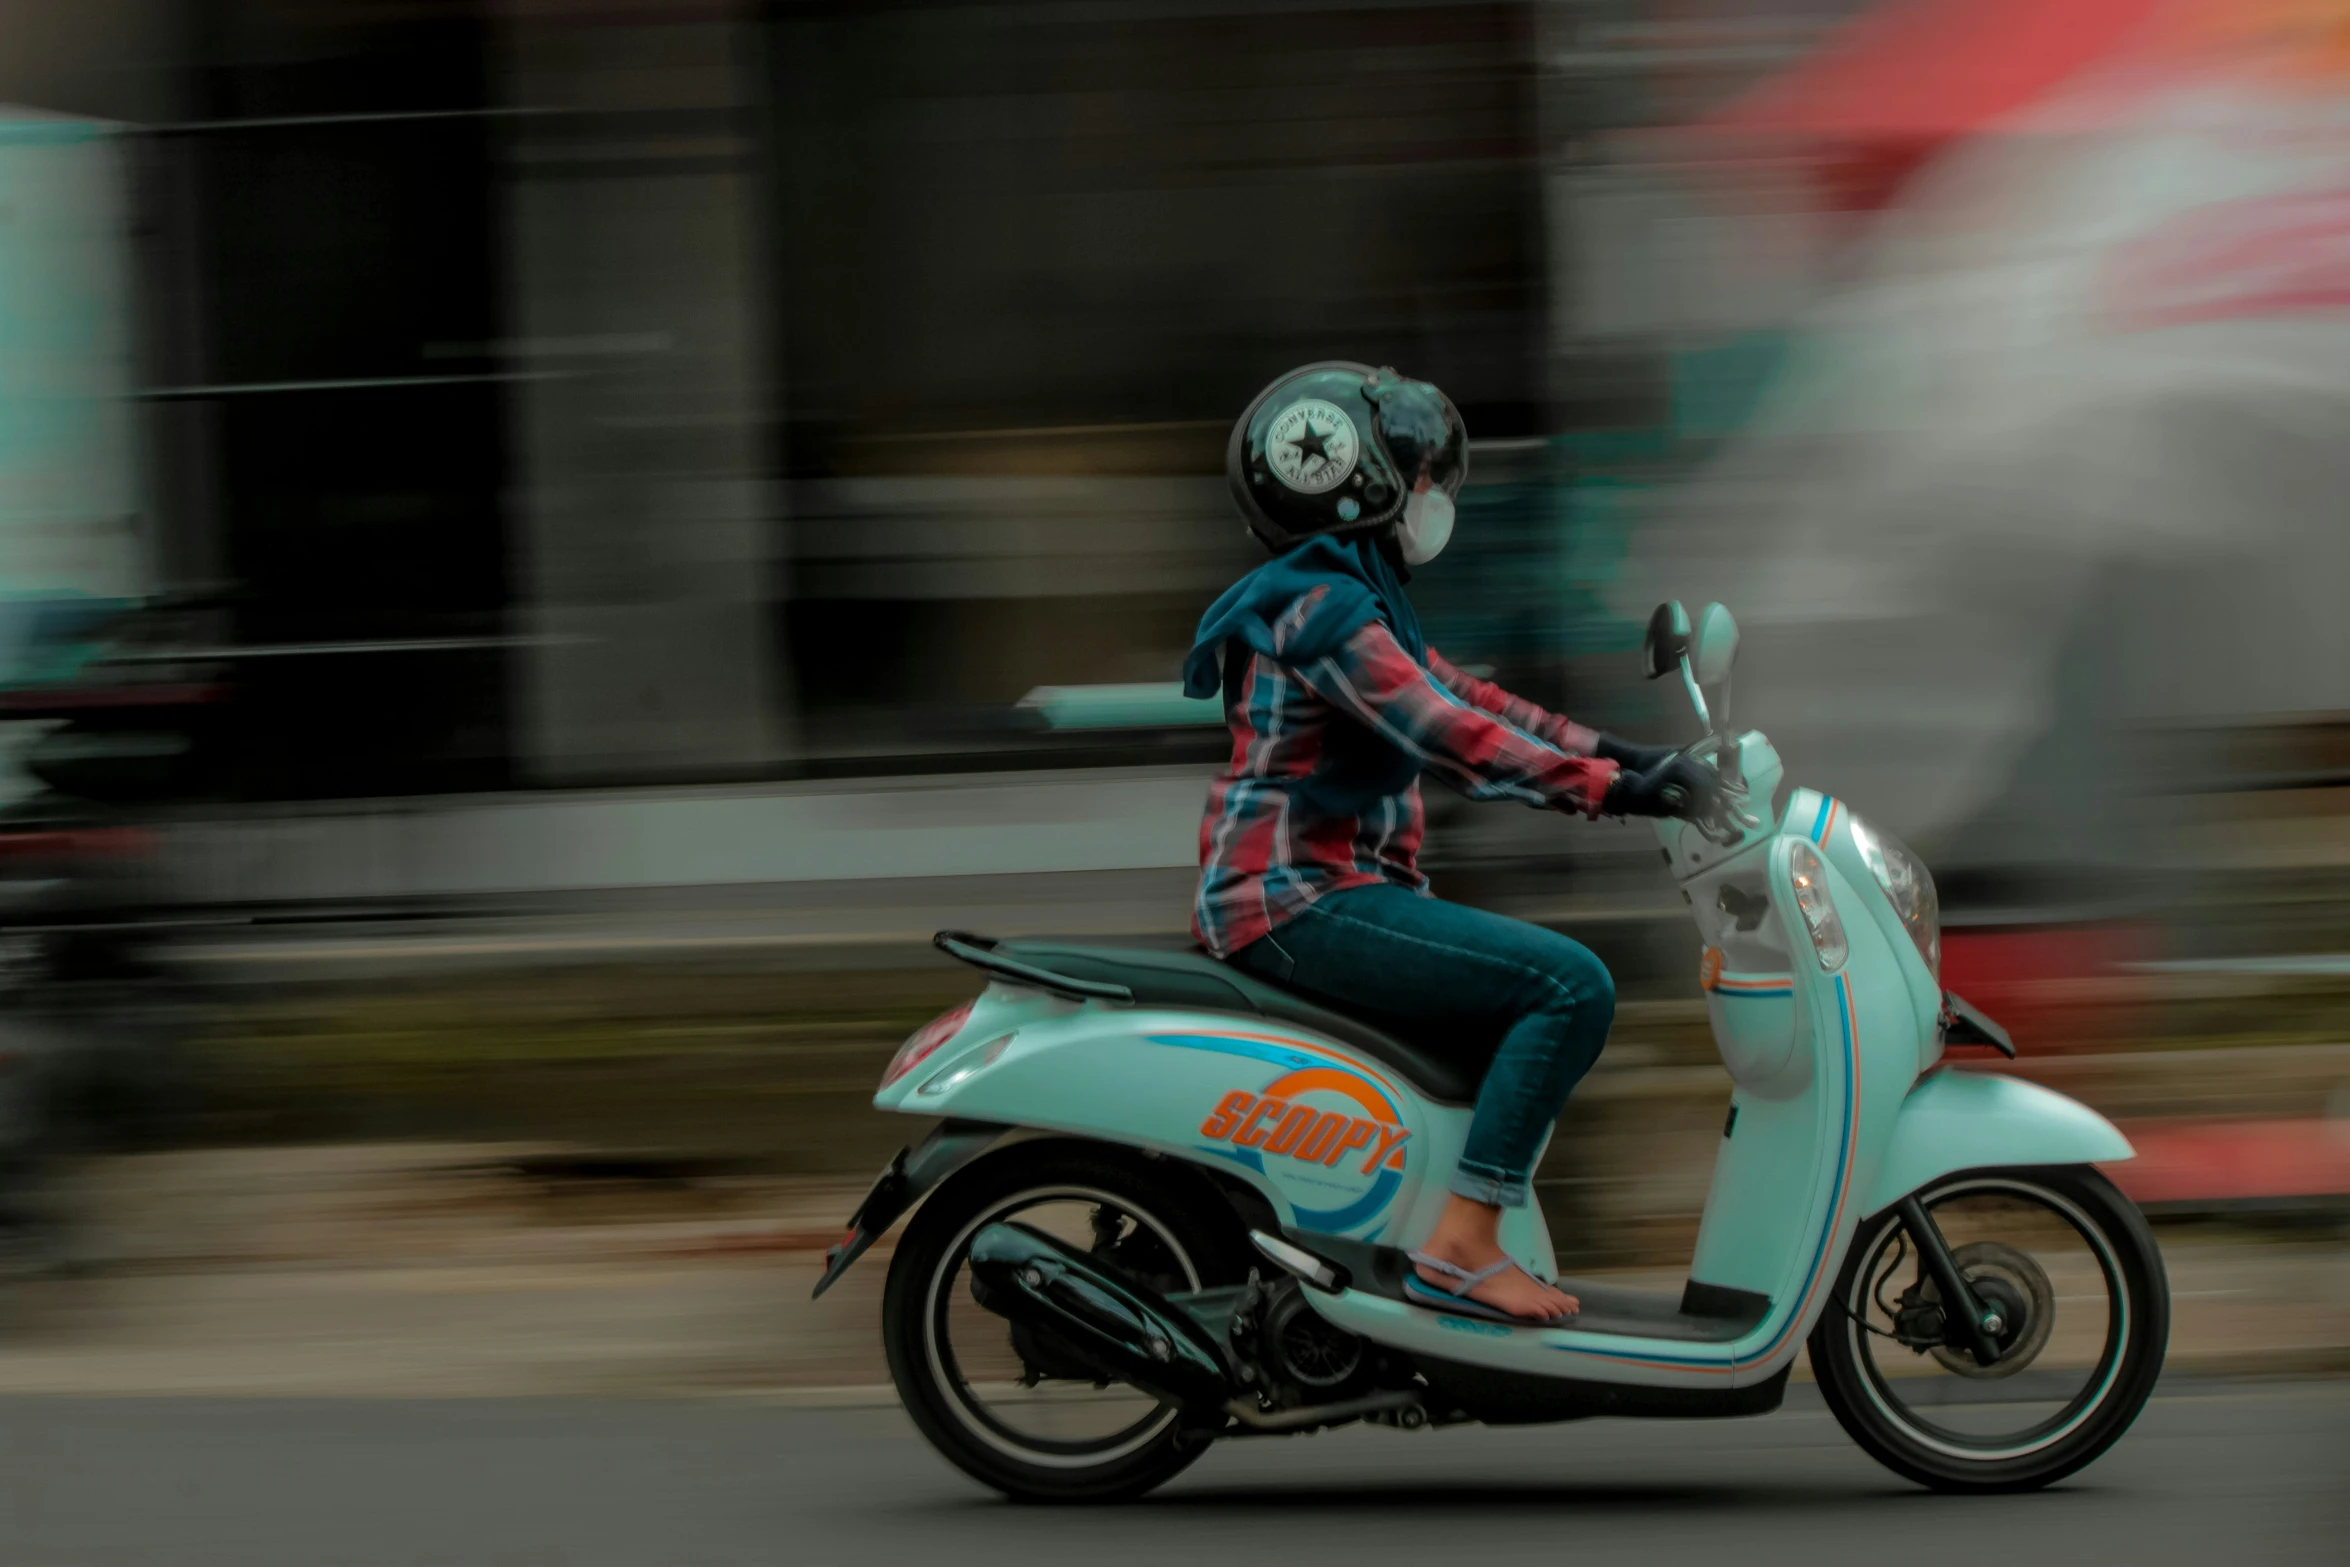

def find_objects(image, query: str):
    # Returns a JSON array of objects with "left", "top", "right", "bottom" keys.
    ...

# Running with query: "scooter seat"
[{"left": 992, "top": 939, "right": 1482, "bottom": 1104}]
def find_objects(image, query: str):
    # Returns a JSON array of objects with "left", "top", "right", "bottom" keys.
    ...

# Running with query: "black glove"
[
  {"left": 1593, "top": 732, "right": 1684, "bottom": 776},
  {"left": 1605, "top": 754, "right": 1719, "bottom": 821}
]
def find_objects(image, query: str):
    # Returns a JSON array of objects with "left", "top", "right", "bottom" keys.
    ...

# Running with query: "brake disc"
[{"left": 1923, "top": 1240, "right": 2057, "bottom": 1380}]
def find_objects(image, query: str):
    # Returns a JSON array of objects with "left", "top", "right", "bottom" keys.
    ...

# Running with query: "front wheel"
[
  {"left": 1809, "top": 1165, "right": 2168, "bottom": 1492},
  {"left": 881, "top": 1141, "right": 1249, "bottom": 1503}
]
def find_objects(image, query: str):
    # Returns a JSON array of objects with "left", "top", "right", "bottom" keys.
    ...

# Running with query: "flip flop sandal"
[{"left": 1403, "top": 1250, "right": 1576, "bottom": 1326}]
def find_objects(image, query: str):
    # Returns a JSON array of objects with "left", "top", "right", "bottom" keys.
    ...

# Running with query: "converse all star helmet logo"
[{"left": 1265, "top": 399, "right": 1359, "bottom": 494}]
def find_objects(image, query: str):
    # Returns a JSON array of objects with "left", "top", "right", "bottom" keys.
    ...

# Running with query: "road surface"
[{"left": 0, "top": 1380, "right": 2340, "bottom": 1565}]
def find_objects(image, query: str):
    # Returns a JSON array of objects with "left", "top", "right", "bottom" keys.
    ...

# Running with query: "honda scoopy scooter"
[{"left": 813, "top": 602, "right": 2168, "bottom": 1501}]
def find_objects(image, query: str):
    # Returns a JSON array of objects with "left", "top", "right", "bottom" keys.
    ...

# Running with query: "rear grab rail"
[{"left": 933, "top": 930, "right": 1136, "bottom": 1003}]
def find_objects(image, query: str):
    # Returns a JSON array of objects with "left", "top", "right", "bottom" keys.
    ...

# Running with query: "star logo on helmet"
[{"left": 1265, "top": 400, "right": 1359, "bottom": 495}]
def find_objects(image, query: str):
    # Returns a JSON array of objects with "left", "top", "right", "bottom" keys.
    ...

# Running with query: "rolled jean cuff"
[{"left": 1450, "top": 1162, "right": 1531, "bottom": 1209}]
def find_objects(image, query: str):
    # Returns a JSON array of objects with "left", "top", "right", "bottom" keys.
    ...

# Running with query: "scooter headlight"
[
  {"left": 1847, "top": 814, "right": 1940, "bottom": 980},
  {"left": 1787, "top": 840, "right": 1847, "bottom": 971}
]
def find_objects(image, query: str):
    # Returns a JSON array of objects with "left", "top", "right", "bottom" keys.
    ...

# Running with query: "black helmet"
[{"left": 1226, "top": 361, "right": 1469, "bottom": 555}]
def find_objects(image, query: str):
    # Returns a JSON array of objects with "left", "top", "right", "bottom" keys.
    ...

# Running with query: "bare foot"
[{"left": 1414, "top": 1195, "right": 1579, "bottom": 1322}]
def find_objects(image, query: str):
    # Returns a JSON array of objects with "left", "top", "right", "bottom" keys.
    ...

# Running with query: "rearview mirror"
[
  {"left": 1641, "top": 602, "right": 1690, "bottom": 681},
  {"left": 1691, "top": 603, "right": 1739, "bottom": 686},
  {"left": 1644, "top": 599, "right": 1738, "bottom": 737}
]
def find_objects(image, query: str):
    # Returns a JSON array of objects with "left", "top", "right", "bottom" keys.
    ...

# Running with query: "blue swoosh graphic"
[
  {"left": 1149, "top": 1031, "right": 1328, "bottom": 1073},
  {"left": 1290, "top": 1166, "right": 1400, "bottom": 1233}
]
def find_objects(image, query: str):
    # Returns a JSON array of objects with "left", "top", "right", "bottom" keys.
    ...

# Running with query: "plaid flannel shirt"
[{"left": 1193, "top": 600, "right": 1619, "bottom": 958}]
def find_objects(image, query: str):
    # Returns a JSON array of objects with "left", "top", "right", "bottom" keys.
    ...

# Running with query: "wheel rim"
[
  {"left": 922, "top": 1184, "right": 1202, "bottom": 1469},
  {"left": 1843, "top": 1177, "right": 2133, "bottom": 1462}
]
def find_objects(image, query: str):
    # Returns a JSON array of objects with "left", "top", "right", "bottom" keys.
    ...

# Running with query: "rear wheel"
[
  {"left": 881, "top": 1142, "right": 1248, "bottom": 1503},
  {"left": 1809, "top": 1165, "right": 2168, "bottom": 1492}
]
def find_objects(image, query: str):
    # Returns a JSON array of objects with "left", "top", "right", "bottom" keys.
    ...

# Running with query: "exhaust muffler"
[{"left": 964, "top": 1221, "right": 1234, "bottom": 1407}]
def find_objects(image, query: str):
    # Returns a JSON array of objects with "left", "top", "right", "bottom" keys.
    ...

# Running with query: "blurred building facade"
[{"left": 0, "top": 0, "right": 1865, "bottom": 802}]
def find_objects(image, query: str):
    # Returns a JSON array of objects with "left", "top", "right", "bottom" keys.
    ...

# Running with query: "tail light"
[{"left": 882, "top": 1001, "right": 975, "bottom": 1089}]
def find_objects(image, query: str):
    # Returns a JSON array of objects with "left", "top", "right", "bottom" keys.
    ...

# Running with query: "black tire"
[
  {"left": 881, "top": 1141, "right": 1250, "bottom": 1503},
  {"left": 1809, "top": 1165, "right": 2169, "bottom": 1493}
]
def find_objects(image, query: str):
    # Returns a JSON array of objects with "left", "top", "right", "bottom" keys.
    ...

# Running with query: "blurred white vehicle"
[{"left": 1626, "top": 9, "right": 2350, "bottom": 890}]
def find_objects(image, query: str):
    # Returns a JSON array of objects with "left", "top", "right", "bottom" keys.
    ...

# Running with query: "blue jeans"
[{"left": 1230, "top": 883, "right": 1614, "bottom": 1208}]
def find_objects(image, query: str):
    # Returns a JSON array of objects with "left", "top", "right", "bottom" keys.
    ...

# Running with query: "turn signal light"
[{"left": 1788, "top": 841, "right": 1848, "bottom": 971}]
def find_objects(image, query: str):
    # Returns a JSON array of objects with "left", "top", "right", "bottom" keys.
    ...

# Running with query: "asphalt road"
[{"left": 0, "top": 1381, "right": 2341, "bottom": 1566}]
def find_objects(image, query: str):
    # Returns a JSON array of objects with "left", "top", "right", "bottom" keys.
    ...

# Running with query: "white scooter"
[{"left": 814, "top": 602, "right": 2168, "bottom": 1501}]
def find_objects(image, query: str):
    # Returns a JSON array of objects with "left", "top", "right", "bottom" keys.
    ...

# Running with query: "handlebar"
[{"left": 1669, "top": 739, "right": 1760, "bottom": 847}]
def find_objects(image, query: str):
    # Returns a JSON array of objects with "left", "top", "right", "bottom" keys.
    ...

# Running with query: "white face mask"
[{"left": 1398, "top": 486, "right": 1455, "bottom": 565}]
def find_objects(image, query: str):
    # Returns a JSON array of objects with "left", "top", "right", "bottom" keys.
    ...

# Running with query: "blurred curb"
[{"left": 2153, "top": 1348, "right": 2350, "bottom": 1379}]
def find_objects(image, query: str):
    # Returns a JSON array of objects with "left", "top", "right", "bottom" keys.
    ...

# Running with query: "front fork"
[{"left": 1895, "top": 1194, "right": 2005, "bottom": 1367}]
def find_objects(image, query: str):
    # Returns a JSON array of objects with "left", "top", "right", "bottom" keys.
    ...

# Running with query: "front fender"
[{"left": 1863, "top": 1068, "right": 2134, "bottom": 1217}]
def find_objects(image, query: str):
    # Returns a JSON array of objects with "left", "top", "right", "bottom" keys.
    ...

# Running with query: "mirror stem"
[
  {"left": 1678, "top": 656, "right": 1711, "bottom": 734},
  {"left": 1716, "top": 674, "right": 1742, "bottom": 788}
]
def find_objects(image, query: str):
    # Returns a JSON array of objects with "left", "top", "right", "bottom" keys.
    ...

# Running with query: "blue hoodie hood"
[
  {"left": 1181, "top": 535, "right": 1425, "bottom": 703},
  {"left": 1182, "top": 535, "right": 1428, "bottom": 816}
]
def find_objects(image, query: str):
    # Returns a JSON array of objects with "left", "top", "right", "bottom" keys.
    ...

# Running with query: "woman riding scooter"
[{"left": 1185, "top": 362, "right": 1716, "bottom": 1324}]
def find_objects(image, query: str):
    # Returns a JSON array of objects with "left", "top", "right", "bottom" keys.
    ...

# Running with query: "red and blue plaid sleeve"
[
  {"left": 1425, "top": 647, "right": 1601, "bottom": 758},
  {"left": 1294, "top": 623, "right": 1620, "bottom": 816}
]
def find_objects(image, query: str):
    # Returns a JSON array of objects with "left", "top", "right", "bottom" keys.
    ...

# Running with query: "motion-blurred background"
[{"left": 0, "top": 0, "right": 2339, "bottom": 1399}]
